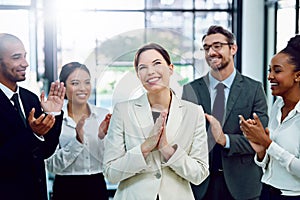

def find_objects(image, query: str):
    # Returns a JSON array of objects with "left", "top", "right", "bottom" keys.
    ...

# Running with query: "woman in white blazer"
[{"left": 103, "top": 43, "right": 209, "bottom": 200}]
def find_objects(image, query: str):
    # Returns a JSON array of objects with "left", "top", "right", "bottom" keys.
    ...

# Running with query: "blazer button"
[{"left": 154, "top": 172, "right": 161, "bottom": 179}]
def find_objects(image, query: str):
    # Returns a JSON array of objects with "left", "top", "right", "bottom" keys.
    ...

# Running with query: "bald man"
[{"left": 0, "top": 33, "right": 65, "bottom": 200}]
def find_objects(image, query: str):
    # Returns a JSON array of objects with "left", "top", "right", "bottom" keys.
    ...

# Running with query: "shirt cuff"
[
  {"left": 224, "top": 134, "right": 230, "bottom": 148},
  {"left": 267, "top": 142, "right": 294, "bottom": 171},
  {"left": 254, "top": 146, "right": 270, "bottom": 171},
  {"left": 33, "top": 133, "right": 45, "bottom": 141},
  {"left": 45, "top": 111, "right": 62, "bottom": 116}
]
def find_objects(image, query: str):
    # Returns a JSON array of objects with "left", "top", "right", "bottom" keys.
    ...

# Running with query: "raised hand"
[
  {"left": 98, "top": 113, "right": 112, "bottom": 139},
  {"left": 41, "top": 81, "right": 65, "bottom": 112},
  {"left": 141, "top": 112, "right": 167, "bottom": 158},
  {"left": 28, "top": 108, "right": 56, "bottom": 136}
]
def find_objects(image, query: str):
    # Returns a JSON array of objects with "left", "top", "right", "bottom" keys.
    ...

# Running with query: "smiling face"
[
  {"left": 0, "top": 39, "right": 28, "bottom": 91},
  {"left": 136, "top": 49, "right": 173, "bottom": 94},
  {"left": 65, "top": 68, "right": 91, "bottom": 105},
  {"left": 268, "top": 52, "right": 300, "bottom": 98},
  {"left": 203, "top": 33, "right": 237, "bottom": 72}
]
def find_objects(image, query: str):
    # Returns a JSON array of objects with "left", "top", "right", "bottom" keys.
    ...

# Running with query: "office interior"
[{"left": 0, "top": 0, "right": 299, "bottom": 198}]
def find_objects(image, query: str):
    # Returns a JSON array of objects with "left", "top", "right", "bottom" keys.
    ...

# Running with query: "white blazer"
[{"left": 103, "top": 92, "right": 209, "bottom": 200}]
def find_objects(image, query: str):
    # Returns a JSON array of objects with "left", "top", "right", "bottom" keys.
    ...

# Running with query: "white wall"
[
  {"left": 242, "top": 0, "right": 276, "bottom": 113},
  {"left": 241, "top": 0, "right": 265, "bottom": 83}
]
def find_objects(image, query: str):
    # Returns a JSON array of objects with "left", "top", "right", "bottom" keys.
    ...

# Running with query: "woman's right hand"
[
  {"left": 75, "top": 115, "right": 87, "bottom": 144},
  {"left": 141, "top": 112, "right": 167, "bottom": 158}
]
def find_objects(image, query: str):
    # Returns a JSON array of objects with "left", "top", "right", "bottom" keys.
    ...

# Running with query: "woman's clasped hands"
[{"left": 141, "top": 112, "right": 176, "bottom": 161}]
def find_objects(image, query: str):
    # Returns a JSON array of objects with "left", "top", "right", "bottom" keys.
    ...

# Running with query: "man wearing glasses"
[{"left": 182, "top": 25, "right": 268, "bottom": 200}]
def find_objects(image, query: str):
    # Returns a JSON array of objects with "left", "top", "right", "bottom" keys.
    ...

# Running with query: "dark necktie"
[
  {"left": 211, "top": 83, "right": 225, "bottom": 172},
  {"left": 212, "top": 83, "right": 225, "bottom": 123},
  {"left": 11, "top": 93, "right": 27, "bottom": 127}
]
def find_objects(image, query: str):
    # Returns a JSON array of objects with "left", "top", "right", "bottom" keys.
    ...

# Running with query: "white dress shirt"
[
  {"left": 46, "top": 102, "right": 109, "bottom": 175},
  {"left": 255, "top": 97, "right": 300, "bottom": 196}
]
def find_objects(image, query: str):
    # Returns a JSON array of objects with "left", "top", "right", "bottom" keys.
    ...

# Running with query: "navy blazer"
[
  {"left": 182, "top": 71, "right": 269, "bottom": 200},
  {"left": 0, "top": 87, "right": 63, "bottom": 200}
]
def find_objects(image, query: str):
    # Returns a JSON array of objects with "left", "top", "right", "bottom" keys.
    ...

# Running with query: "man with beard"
[
  {"left": 182, "top": 25, "right": 269, "bottom": 200},
  {"left": 0, "top": 33, "right": 65, "bottom": 200}
]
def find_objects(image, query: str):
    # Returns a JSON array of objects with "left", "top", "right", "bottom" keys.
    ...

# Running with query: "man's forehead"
[
  {"left": 203, "top": 34, "right": 227, "bottom": 44},
  {"left": 1, "top": 41, "right": 26, "bottom": 57}
]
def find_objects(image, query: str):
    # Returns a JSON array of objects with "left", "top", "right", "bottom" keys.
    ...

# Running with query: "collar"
[
  {"left": 209, "top": 68, "right": 236, "bottom": 89},
  {"left": 275, "top": 97, "right": 300, "bottom": 113},
  {"left": 0, "top": 82, "right": 20, "bottom": 99},
  {"left": 296, "top": 100, "right": 300, "bottom": 113}
]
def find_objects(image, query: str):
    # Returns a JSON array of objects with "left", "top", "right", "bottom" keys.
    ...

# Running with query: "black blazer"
[
  {"left": 0, "top": 87, "right": 63, "bottom": 200},
  {"left": 182, "top": 71, "right": 269, "bottom": 200}
]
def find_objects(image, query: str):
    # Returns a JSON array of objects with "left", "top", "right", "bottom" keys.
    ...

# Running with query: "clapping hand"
[
  {"left": 98, "top": 113, "right": 112, "bottom": 139},
  {"left": 205, "top": 114, "right": 226, "bottom": 146},
  {"left": 239, "top": 113, "right": 271, "bottom": 154},
  {"left": 28, "top": 81, "right": 65, "bottom": 136},
  {"left": 28, "top": 108, "right": 56, "bottom": 136},
  {"left": 75, "top": 115, "right": 88, "bottom": 143},
  {"left": 41, "top": 81, "right": 65, "bottom": 112}
]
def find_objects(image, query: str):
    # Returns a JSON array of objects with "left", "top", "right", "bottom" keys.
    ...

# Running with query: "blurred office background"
[{"left": 0, "top": 0, "right": 299, "bottom": 198}]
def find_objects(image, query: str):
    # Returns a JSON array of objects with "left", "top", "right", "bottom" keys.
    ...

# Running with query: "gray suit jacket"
[{"left": 182, "top": 71, "right": 269, "bottom": 200}]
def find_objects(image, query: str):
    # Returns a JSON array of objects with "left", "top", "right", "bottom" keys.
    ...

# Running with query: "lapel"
[
  {"left": 165, "top": 93, "right": 183, "bottom": 142},
  {"left": 224, "top": 71, "right": 243, "bottom": 123},
  {"left": 0, "top": 89, "right": 26, "bottom": 128},
  {"left": 197, "top": 74, "right": 211, "bottom": 114},
  {"left": 19, "top": 88, "right": 33, "bottom": 119},
  {"left": 133, "top": 93, "right": 154, "bottom": 139}
]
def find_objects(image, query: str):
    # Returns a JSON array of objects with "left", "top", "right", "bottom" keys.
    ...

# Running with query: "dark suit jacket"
[
  {"left": 0, "top": 87, "right": 63, "bottom": 200},
  {"left": 182, "top": 71, "right": 269, "bottom": 200}
]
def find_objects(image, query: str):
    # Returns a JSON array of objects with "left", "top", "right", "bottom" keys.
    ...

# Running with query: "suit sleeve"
[
  {"left": 42, "top": 111, "right": 64, "bottom": 159},
  {"left": 103, "top": 103, "right": 149, "bottom": 184},
  {"left": 161, "top": 105, "right": 209, "bottom": 185}
]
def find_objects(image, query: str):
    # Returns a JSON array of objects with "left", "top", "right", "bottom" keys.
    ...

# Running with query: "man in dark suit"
[
  {"left": 182, "top": 25, "right": 269, "bottom": 200},
  {"left": 0, "top": 33, "right": 65, "bottom": 200}
]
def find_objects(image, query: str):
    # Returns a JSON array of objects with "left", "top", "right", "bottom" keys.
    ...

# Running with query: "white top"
[
  {"left": 255, "top": 97, "right": 300, "bottom": 196},
  {"left": 46, "top": 102, "right": 109, "bottom": 175}
]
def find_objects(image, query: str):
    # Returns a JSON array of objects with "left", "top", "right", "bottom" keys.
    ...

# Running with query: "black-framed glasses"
[{"left": 202, "top": 42, "right": 233, "bottom": 52}]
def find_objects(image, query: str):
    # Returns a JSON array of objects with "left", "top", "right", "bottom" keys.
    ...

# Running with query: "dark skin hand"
[{"left": 239, "top": 113, "right": 272, "bottom": 160}]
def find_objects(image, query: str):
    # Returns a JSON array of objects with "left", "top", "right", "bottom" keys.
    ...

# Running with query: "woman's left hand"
[
  {"left": 158, "top": 115, "right": 176, "bottom": 161},
  {"left": 98, "top": 113, "right": 112, "bottom": 139}
]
